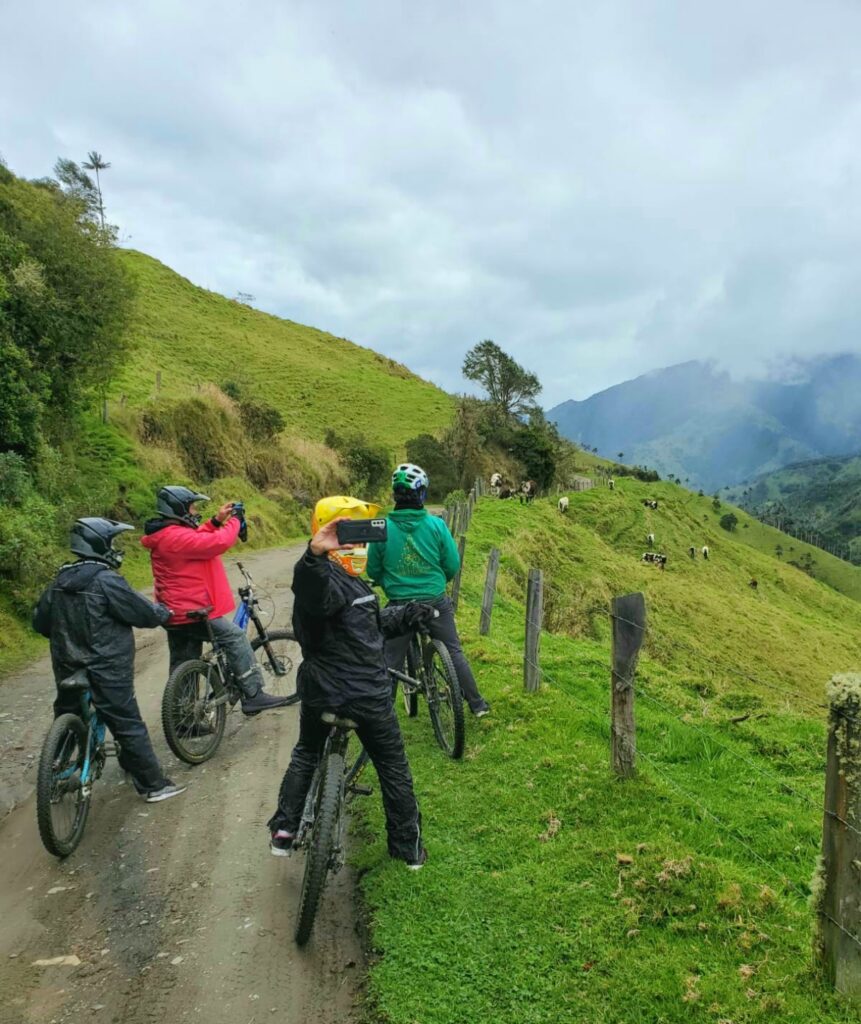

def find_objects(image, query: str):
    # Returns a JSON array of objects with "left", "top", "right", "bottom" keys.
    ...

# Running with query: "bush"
[
  {"left": 405, "top": 433, "right": 458, "bottom": 498},
  {"left": 238, "top": 398, "right": 284, "bottom": 442},
  {"left": 0, "top": 451, "right": 31, "bottom": 505},
  {"left": 324, "top": 428, "right": 390, "bottom": 494},
  {"left": 720, "top": 512, "right": 739, "bottom": 532}
]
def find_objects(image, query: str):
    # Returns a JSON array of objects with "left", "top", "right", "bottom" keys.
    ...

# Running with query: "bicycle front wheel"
[
  {"left": 295, "top": 750, "right": 344, "bottom": 946},
  {"left": 251, "top": 629, "right": 301, "bottom": 704},
  {"left": 426, "top": 640, "right": 465, "bottom": 759},
  {"left": 162, "top": 660, "right": 226, "bottom": 765},
  {"left": 37, "top": 714, "right": 91, "bottom": 857}
]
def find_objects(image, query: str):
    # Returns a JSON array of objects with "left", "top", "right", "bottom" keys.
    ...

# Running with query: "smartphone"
[{"left": 336, "top": 519, "right": 388, "bottom": 545}]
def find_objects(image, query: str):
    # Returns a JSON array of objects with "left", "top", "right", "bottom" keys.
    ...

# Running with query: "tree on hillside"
[
  {"left": 720, "top": 512, "right": 738, "bottom": 531},
  {"left": 617, "top": 452, "right": 624, "bottom": 460},
  {"left": 462, "top": 340, "right": 541, "bottom": 418},
  {"left": 511, "top": 424, "right": 555, "bottom": 489},
  {"left": 82, "top": 151, "right": 111, "bottom": 230},
  {"left": 52, "top": 158, "right": 99, "bottom": 219},
  {"left": 405, "top": 433, "right": 458, "bottom": 498}
]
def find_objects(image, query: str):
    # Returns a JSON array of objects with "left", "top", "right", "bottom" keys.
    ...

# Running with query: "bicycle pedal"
[{"left": 349, "top": 784, "right": 373, "bottom": 797}]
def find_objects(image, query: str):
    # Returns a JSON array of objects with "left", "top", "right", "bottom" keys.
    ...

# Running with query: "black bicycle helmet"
[
  {"left": 70, "top": 518, "right": 134, "bottom": 569},
  {"left": 156, "top": 485, "right": 210, "bottom": 526}
]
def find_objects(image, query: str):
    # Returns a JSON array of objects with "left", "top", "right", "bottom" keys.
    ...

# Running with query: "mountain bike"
[
  {"left": 161, "top": 593, "right": 300, "bottom": 765},
  {"left": 293, "top": 712, "right": 371, "bottom": 946},
  {"left": 233, "top": 561, "right": 298, "bottom": 700},
  {"left": 36, "top": 669, "right": 114, "bottom": 857},
  {"left": 346, "top": 629, "right": 465, "bottom": 784},
  {"left": 393, "top": 630, "right": 465, "bottom": 759}
]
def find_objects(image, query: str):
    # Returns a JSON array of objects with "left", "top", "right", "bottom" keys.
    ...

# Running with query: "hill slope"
[
  {"left": 548, "top": 356, "right": 861, "bottom": 492},
  {"left": 724, "top": 454, "right": 861, "bottom": 564},
  {"left": 114, "top": 249, "right": 454, "bottom": 447},
  {"left": 357, "top": 479, "right": 861, "bottom": 1024}
]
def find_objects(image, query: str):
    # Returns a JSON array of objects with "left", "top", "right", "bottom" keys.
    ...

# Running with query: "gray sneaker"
[
  {"left": 472, "top": 700, "right": 491, "bottom": 718},
  {"left": 146, "top": 781, "right": 187, "bottom": 803}
]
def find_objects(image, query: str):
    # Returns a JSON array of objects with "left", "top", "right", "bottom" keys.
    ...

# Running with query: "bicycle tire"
[
  {"left": 295, "top": 750, "right": 344, "bottom": 946},
  {"left": 402, "top": 637, "right": 420, "bottom": 717},
  {"left": 37, "top": 714, "right": 91, "bottom": 857},
  {"left": 251, "top": 629, "right": 301, "bottom": 705},
  {"left": 161, "top": 659, "right": 227, "bottom": 765},
  {"left": 426, "top": 640, "right": 466, "bottom": 759}
]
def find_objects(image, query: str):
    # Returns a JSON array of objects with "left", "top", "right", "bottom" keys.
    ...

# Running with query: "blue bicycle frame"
[{"left": 64, "top": 690, "right": 106, "bottom": 789}]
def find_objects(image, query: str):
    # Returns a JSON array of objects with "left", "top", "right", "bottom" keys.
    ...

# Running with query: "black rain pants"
[
  {"left": 268, "top": 695, "right": 422, "bottom": 863},
  {"left": 53, "top": 671, "right": 167, "bottom": 794}
]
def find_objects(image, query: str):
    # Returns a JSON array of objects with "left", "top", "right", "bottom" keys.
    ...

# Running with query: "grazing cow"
[
  {"left": 641, "top": 499, "right": 659, "bottom": 510},
  {"left": 749, "top": 578, "right": 758, "bottom": 590},
  {"left": 498, "top": 487, "right": 514, "bottom": 500},
  {"left": 641, "top": 552, "right": 668, "bottom": 570},
  {"left": 520, "top": 480, "right": 537, "bottom": 505},
  {"left": 558, "top": 496, "right": 569, "bottom": 513},
  {"left": 688, "top": 546, "right": 696, "bottom": 559},
  {"left": 646, "top": 532, "right": 655, "bottom": 545},
  {"left": 608, "top": 478, "right": 615, "bottom": 490},
  {"left": 490, "top": 472, "right": 503, "bottom": 495},
  {"left": 702, "top": 546, "right": 710, "bottom": 560}
]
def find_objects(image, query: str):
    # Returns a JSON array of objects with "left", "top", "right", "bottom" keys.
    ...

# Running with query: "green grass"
[
  {"left": 354, "top": 479, "right": 861, "bottom": 1023},
  {"left": 114, "top": 250, "right": 454, "bottom": 448}
]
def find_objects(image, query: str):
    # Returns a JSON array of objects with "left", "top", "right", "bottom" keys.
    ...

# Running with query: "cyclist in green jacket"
[{"left": 368, "top": 464, "right": 490, "bottom": 717}]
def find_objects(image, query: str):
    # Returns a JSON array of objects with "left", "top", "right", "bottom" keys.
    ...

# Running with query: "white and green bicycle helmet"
[{"left": 392, "top": 463, "right": 429, "bottom": 501}]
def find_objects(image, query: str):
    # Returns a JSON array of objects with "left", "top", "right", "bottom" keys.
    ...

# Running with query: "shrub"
[
  {"left": 324, "top": 428, "right": 390, "bottom": 494},
  {"left": 719, "top": 512, "right": 739, "bottom": 532},
  {"left": 405, "top": 433, "right": 457, "bottom": 498},
  {"left": 0, "top": 451, "right": 31, "bottom": 505}
]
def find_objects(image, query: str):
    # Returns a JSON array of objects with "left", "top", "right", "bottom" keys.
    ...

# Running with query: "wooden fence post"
[
  {"left": 818, "top": 673, "right": 861, "bottom": 1000},
  {"left": 479, "top": 548, "right": 500, "bottom": 636},
  {"left": 524, "top": 568, "right": 544, "bottom": 693},
  {"left": 610, "top": 593, "right": 646, "bottom": 778},
  {"left": 451, "top": 536, "right": 467, "bottom": 613}
]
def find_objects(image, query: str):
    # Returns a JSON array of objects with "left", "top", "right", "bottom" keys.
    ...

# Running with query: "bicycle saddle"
[
  {"left": 186, "top": 606, "right": 214, "bottom": 620},
  {"left": 321, "top": 711, "right": 359, "bottom": 730},
  {"left": 58, "top": 668, "right": 90, "bottom": 691}
]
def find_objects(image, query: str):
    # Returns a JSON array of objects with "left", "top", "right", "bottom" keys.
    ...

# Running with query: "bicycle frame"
[
  {"left": 60, "top": 691, "right": 105, "bottom": 792},
  {"left": 295, "top": 724, "right": 357, "bottom": 873}
]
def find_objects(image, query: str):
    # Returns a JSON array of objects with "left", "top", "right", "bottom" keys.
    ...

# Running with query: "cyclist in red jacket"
[{"left": 141, "top": 486, "right": 288, "bottom": 716}]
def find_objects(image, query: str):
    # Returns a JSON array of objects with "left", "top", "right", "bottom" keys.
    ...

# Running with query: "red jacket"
[{"left": 141, "top": 517, "right": 240, "bottom": 625}]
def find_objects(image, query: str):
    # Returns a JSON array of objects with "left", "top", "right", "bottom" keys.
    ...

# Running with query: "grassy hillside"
[
  {"left": 356, "top": 478, "right": 861, "bottom": 1024},
  {"left": 114, "top": 250, "right": 453, "bottom": 447},
  {"left": 724, "top": 454, "right": 861, "bottom": 565},
  {"left": 0, "top": 250, "right": 455, "bottom": 677}
]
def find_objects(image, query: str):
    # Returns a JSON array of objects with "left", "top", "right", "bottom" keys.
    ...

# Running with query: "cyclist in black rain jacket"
[
  {"left": 33, "top": 518, "right": 185, "bottom": 803},
  {"left": 267, "top": 496, "right": 433, "bottom": 867}
]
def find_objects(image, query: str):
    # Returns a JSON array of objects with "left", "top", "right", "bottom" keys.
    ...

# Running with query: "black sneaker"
[
  {"left": 406, "top": 848, "right": 428, "bottom": 871},
  {"left": 241, "top": 690, "right": 290, "bottom": 717},
  {"left": 145, "top": 781, "right": 187, "bottom": 803},
  {"left": 472, "top": 700, "right": 491, "bottom": 718},
  {"left": 270, "top": 829, "right": 295, "bottom": 857}
]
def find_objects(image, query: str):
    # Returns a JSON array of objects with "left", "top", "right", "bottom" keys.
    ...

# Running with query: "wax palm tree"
[{"left": 83, "top": 151, "right": 111, "bottom": 229}]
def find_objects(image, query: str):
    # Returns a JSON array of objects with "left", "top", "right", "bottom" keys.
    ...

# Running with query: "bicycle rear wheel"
[
  {"left": 401, "top": 636, "right": 420, "bottom": 717},
  {"left": 37, "top": 714, "right": 91, "bottom": 857},
  {"left": 251, "top": 629, "right": 301, "bottom": 704},
  {"left": 295, "top": 750, "right": 344, "bottom": 946},
  {"left": 426, "top": 640, "right": 465, "bottom": 759},
  {"left": 162, "top": 660, "right": 226, "bottom": 765}
]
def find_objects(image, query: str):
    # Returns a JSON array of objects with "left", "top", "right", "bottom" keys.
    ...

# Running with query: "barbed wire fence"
[{"left": 455, "top": 480, "right": 861, "bottom": 997}]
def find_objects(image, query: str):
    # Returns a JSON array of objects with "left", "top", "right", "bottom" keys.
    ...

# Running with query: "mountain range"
[{"left": 547, "top": 355, "right": 861, "bottom": 492}]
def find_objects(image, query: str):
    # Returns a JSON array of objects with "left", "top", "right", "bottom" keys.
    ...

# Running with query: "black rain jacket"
[
  {"left": 33, "top": 560, "right": 170, "bottom": 687},
  {"left": 291, "top": 546, "right": 413, "bottom": 708}
]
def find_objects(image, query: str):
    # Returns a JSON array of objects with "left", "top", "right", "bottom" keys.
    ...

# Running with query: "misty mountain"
[{"left": 547, "top": 355, "right": 861, "bottom": 491}]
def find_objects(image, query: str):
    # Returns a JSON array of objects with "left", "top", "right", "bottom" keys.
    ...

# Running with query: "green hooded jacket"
[{"left": 367, "top": 508, "right": 460, "bottom": 600}]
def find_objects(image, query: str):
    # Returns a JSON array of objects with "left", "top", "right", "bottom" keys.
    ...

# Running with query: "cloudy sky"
[{"left": 3, "top": 1, "right": 861, "bottom": 405}]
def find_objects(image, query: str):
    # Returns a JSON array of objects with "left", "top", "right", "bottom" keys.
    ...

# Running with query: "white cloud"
[{"left": 3, "top": 0, "right": 861, "bottom": 404}]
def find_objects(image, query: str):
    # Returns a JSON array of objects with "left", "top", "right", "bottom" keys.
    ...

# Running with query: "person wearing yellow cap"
[{"left": 267, "top": 495, "right": 434, "bottom": 868}]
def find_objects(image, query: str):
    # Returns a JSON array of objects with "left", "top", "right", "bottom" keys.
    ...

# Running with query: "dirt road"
[{"left": 0, "top": 546, "right": 365, "bottom": 1024}]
